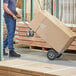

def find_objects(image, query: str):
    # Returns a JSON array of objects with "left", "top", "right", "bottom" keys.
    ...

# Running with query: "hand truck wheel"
[
  {"left": 26, "top": 29, "right": 34, "bottom": 37},
  {"left": 26, "top": 31, "right": 30, "bottom": 37},
  {"left": 47, "top": 48, "right": 58, "bottom": 60}
]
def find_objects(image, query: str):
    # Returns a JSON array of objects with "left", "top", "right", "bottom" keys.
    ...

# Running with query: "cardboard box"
[{"left": 29, "top": 10, "right": 76, "bottom": 53}]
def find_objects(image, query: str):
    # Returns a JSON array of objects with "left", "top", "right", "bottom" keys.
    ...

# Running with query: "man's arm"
[{"left": 3, "top": 3, "right": 17, "bottom": 19}]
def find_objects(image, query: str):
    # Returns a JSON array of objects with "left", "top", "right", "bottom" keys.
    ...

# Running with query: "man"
[{"left": 3, "top": 0, "right": 21, "bottom": 57}]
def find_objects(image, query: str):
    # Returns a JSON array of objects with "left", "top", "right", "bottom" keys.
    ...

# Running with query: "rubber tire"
[
  {"left": 26, "top": 31, "right": 30, "bottom": 37},
  {"left": 26, "top": 30, "right": 34, "bottom": 37},
  {"left": 30, "top": 30, "right": 34, "bottom": 37},
  {"left": 47, "top": 48, "right": 58, "bottom": 60}
]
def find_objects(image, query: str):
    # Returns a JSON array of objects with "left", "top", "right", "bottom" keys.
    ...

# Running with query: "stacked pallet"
[
  {"left": 68, "top": 27, "right": 76, "bottom": 50},
  {"left": 3, "top": 22, "right": 7, "bottom": 41},
  {"left": 15, "top": 22, "right": 51, "bottom": 50},
  {"left": 15, "top": 22, "right": 76, "bottom": 51},
  {"left": 0, "top": 59, "right": 76, "bottom": 76}
]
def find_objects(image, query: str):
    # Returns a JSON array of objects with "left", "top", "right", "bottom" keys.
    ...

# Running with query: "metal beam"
[
  {"left": 31, "top": 0, "right": 34, "bottom": 20},
  {"left": 53, "top": 0, "right": 55, "bottom": 16},
  {"left": 44, "top": 0, "right": 47, "bottom": 10},
  {"left": 44, "top": 0, "right": 53, "bottom": 15},
  {"left": 22, "top": 0, "right": 26, "bottom": 21},
  {"left": 53, "top": 0, "right": 59, "bottom": 18},
  {"left": 51, "top": 0, "right": 53, "bottom": 15},
  {"left": 56, "top": 0, "right": 59, "bottom": 18},
  {"left": 0, "top": 0, "right": 3, "bottom": 61}
]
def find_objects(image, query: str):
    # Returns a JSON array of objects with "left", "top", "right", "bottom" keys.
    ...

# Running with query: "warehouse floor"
[{"left": 4, "top": 44, "right": 76, "bottom": 68}]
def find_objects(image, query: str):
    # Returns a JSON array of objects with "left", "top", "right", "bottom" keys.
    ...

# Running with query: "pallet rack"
[{"left": 0, "top": 0, "right": 3, "bottom": 61}]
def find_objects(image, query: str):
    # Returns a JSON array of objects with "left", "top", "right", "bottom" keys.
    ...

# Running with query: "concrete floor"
[{"left": 4, "top": 44, "right": 76, "bottom": 68}]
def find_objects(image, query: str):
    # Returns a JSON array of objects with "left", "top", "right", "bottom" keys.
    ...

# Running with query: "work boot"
[
  {"left": 3, "top": 49, "right": 8, "bottom": 56},
  {"left": 9, "top": 50, "right": 21, "bottom": 57}
]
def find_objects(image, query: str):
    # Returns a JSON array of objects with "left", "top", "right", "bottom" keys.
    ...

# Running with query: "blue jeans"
[{"left": 3, "top": 17, "right": 16, "bottom": 51}]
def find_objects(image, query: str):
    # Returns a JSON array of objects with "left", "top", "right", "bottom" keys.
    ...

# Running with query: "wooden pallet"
[
  {"left": 68, "top": 27, "right": 76, "bottom": 50},
  {"left": 0, "top": 59, "right": 76, "bottom": 76},
  {"left": 15, "top": 22, "right": 76, "bottom": 51},
  {"left": 3, "top": 22, "right": 7, "bottom": 41},
  {"left": 15, "top": 22, "right": 51, "bottom": 49}
]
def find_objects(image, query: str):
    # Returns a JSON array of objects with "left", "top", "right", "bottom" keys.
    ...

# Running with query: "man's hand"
[
  {"left": 16, "top": 11, "right": 21, "bottom": 19},
  {"left": 12, "top": 15, "right": 17, "bottom": 20}
]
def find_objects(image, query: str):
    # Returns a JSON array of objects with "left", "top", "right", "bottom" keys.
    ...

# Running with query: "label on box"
[{"left": 40, "top": 23, "right": 47, "bottom": 29}]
